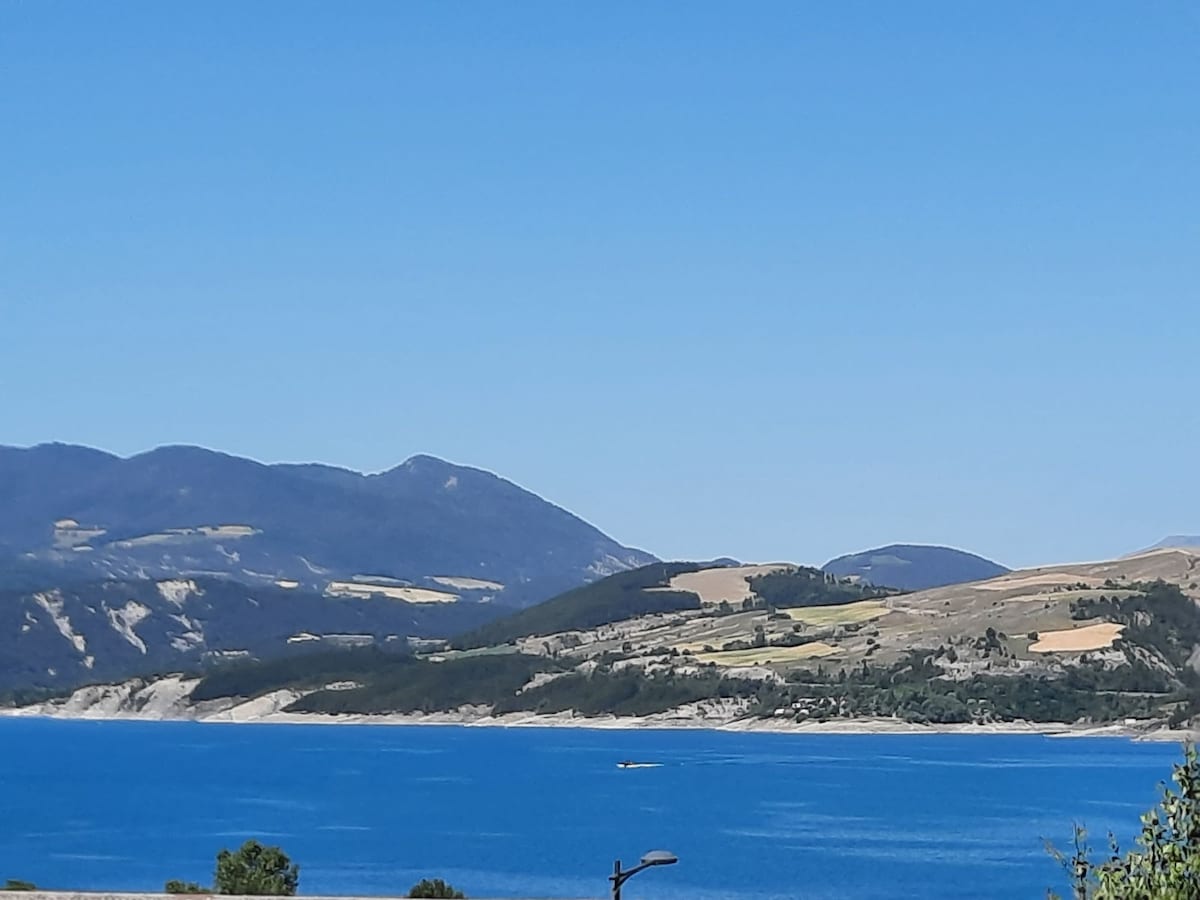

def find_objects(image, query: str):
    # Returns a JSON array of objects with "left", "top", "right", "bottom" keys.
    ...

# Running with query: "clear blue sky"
[{"left": 2, "top": 2, "right": 1197, "bottom": 568}]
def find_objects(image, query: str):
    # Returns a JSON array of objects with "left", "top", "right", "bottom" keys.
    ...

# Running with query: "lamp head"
[{"left": 639, "top": 850, "right": 678, "bottom": 867}]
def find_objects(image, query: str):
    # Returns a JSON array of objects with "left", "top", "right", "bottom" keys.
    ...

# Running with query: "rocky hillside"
[
  {"left": 0, "top": 443, "right": 655, "bottom": 607},
  {"left": 0, "top": 577, "right": 498, "bottom": 693},
  {"left": 822, "top": 544, "right": 1008, "bottom": 590}
]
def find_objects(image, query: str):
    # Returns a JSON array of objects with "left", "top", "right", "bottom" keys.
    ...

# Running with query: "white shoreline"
[
  {"left": 3, "top": 675, "right": 1192, "bottom": 742},
  {"left": 2, "top": 704, "right": 1192, "bottom": 742}
]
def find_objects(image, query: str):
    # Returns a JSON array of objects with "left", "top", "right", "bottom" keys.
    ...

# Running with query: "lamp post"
[{"left": 610, "top": 850, "right": 678, "bottom": 900}]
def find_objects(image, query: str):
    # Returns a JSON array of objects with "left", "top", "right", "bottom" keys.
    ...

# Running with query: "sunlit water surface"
[{"left": 0, "top": 719, "right": 1180, "bottom": 899}]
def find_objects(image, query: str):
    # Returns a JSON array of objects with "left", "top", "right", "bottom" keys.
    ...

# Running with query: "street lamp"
[{"left": 610, "top": 850, "right": 678, "bottom": 900}]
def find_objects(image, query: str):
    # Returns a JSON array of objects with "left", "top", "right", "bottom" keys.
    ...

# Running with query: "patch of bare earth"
[
  {"left": 651, "top": 564, "right": 791, "bottom": 605},
  {"left": 326, "top": 582, "right": 459, "bottom": 603},
  {"left": 975, "top": 572, "right": 1102, "bottom": 592},
  {"left": 431, "top": 576, "right": 505, "bottom": 591},
  {"left": 1029, "top": 623, "right": 1125, "bottom": 654}
]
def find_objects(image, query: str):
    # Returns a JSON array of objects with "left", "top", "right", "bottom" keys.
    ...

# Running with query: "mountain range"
[
  {"left": 0, "top": 443, "right": 655, "bottom": 607},
  {"left": 1, "top": 441, "right": 1190, "bottom": 703}
]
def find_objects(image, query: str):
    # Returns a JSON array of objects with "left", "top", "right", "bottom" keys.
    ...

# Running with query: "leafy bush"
[
  {"left": 214, "top": 840, "right": 298, "bottom": 896},
  {"left": 1048, "top": 744, "right": 1200, "bottom": 898},
  {"left": 408, "top": 878, "right": 465, "bottom": 898},
  {"left": 2, "top": 880, "right": 36, "bottom": 891},
  {"left": 165, "top": 881, "right": 208, "bottom": 894}
]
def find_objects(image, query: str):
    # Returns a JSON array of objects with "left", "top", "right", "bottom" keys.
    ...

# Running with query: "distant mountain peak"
[
  {"left": 382, "top": 454, "right": 502, "bottom": 484},
  {"left": 1148, "top": 536, "right": 1200, "bottom": 551},
  {"left": 401, "top": 453, "right": 451, "bottom": 467},
  {"left": 822, "top": 543, "right": 1008, "bottom": 591}
]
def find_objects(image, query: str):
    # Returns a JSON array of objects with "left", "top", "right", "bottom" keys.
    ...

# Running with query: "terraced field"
[
  {"left": 783, "top": 600, "right": 890, "bottom": 627},
  {"left": 695, "top": 642, "right": 840, "bottom": 666}
]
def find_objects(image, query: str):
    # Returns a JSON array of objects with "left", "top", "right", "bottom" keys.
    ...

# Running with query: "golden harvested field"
[
  {"left": 652, "top": 564, "right": 789, "bottom": 604},
  {"left": 975, "top": 572, "right": 1101, "bottom": 592},
  {"left": 782, "top": 600, "right": 890, "bottom": 627},
  {"left": 1029, "top": 622, "right": 1125, "bottom": 653},
  {"left": 695, "top": 642, "right": 839, "bottom": 666}
]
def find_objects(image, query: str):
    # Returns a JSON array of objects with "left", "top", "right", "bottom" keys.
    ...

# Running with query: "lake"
[{"left": 0, "top": 719, "right": 1182, "bottom": 899}]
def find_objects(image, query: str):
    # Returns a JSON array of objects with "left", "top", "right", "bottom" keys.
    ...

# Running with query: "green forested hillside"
[
  {"left": 748, "top": 566, "right": 892, "bottom": 607},
  {"left": 495, "top": 668, "right": 750, "bottom": 717},
  {"left": 289, "top": 653, "right": 556, "bottom": 714},
  {"left": 191, "top": 646, "right": 756, "bottom": 719},
  {"left": 452, "top": 562, "right": 705, "bottom": 649},
  {"left": 189, "top": 647, "right": 416, "bottom": 702}
]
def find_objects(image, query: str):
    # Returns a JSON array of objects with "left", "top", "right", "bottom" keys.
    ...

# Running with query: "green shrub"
[
  {"left": 165, "top": 881, "right": 208, "bottom": 894},
  {"left": 1048, "top": 744, "right": 1200, "bottom": 898},
  {"left": 214, "top": 840, "right": 298, "bottom": 896},
  {"left": 408, "top": 878, "right": 465, "bottom": 898}
]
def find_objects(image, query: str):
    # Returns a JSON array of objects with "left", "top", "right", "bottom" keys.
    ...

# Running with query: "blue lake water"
[{"left": 0, "top": 719, "right": 1183, "bottom": 899}]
